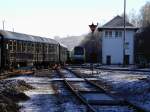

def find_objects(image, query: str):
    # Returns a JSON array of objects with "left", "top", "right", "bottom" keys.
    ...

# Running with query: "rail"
[
  {"left": 65, "top": 67, "right": 147, "bottom": 112},
  {"left": 57, "top": 70, "right": 97, "bottom": 112}
]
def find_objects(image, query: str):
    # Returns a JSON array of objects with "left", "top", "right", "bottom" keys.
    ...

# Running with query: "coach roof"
[{"left": 0, "top": 30, "right": 58, "bottom": 44}]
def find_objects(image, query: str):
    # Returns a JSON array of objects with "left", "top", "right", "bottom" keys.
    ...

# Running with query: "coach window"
[
  {"left": 13, "top": 41, "right": 17, "bottom": 51},
  {"left": 37, "top": 44, "right": 40, "bottom": 53},
  {"left": 29, "top": 43, "right": 32, "bottom": 52},
  {"left": 31, "top": 43, "right": 34, "bottom": 51},
  {"left": 49, "top": 45, "right": 50, "bottom": 52},
  {"left": 28, "top": 43, "right": 30, "bottom": 52},
  {"left": 36, "top": 44, "right": 39, "bottom": 53},
  {"left": 49, "top": 45, "right": 51, "bottom": 52},
  {"left": 54, "top": 46, "right": 57, "bottom": 53},
  {"left": 22, "top": 42, "right": 27, "bottom": 52},
  {"left": 9, "top": 40, "right": 13, "bottom": 51},
  {"left": 22, "top": 42, "right": 26, "bottom": 52},
  {"left": 51, "top": 45, "right": 53, "bottom": 52},
  {"left": 39, "top": 44, "right": 42, "bottom": 52},
  {"left": 27, "top": 43, "right": 30, "bottom": 51},
  {"left": 47, "top": 45, "right": 49, "bottom": 53},
  {"left": 44, "top": 45, "right": 48, "bottom": 53},
  {"left": 17, "top": 41, "right": 21, "bottom": 52},
  {"left": 46, "top": 45, "right": 48, "bottom": 53},
  {"left": 43, "top": 45, "right": 46, "bottom": 52},
  {"left": 52, "top": 45, "right": 54, "bottom": 52},
  {"left": 49, "top": 45, "right": 52, "bottom": 52}
]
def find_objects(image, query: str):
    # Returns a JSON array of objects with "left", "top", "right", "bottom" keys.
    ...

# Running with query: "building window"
[
  {"left": 115, "top": 31, "right": 122, "bottom": 37},
  {"left": 105, "top": 31, "right": 108, "bottom": 37},
  {"left": 105, "top": 31, "right": 112, "bottom": 37},
  {"left": 109, "top": 31, "right": 112, "bottom": 37}
]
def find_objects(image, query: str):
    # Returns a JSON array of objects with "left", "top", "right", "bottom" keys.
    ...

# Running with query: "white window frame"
[
  {"left": 105, "top": 30, "right": 112, "bottom": 37},
  {"left": 115, "top": 31, "right": 122, "bottom": 38}
]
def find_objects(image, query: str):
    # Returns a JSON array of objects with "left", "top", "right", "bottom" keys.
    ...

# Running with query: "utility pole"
[
  {"left": 123, "top": 0, "right": 126, "bottom": 66},
  {"left": 1, "top": 20, "right": 5, "bottom": 72},
  {"left": 12, "top": 28, "right": 14, "bottom": 32},
  {"left": 2, "top": 20, "right": 5, "bottom": 30}
]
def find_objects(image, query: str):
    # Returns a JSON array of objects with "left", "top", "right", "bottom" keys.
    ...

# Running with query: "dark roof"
[
  {"left": 98, "top": 15, "right": 138, "bottom": 30},
  {"left": 0, "top": 30, "right": 59, "bottom": 44}
]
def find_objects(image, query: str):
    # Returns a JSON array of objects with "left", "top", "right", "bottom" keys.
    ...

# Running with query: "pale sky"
[{"left": 0, "top": 0, "right": 149, "bottom": 38}]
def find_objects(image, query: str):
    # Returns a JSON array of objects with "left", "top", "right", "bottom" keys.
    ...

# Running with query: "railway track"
[
  {"left": 57, "top": 68, "right": 146, "bottom": 112},
  {"left": 57, "top": 69, "right": 97, "bottom": 112},
  {"left": 69, "top": 65, "right": 150, "bottom": 73}
]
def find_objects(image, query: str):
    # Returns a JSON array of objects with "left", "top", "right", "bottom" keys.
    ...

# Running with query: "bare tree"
[
  {"left": 127, "top": 2, "right": 150, "bottom": 27},
  {"left": 128, "top": 9, "right": 142, "bottom": 27},
  {"left": 79, "top": 29, "right": 102, "bottom": 63},
  {"left": 134, "top": 2, "right": 150, "bottom": 65},
  {"left": 140, "top": 2, "right": 150, "bottom": 27},
  {"left": 121, "top": 13, "right": 129, "bottom": 22}
]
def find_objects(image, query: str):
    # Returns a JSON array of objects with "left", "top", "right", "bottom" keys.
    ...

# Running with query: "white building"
[{"left": 98, "top": 16, "right": 138, "bottom": 65}]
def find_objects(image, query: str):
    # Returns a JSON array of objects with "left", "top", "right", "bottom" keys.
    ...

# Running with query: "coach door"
[{"left": 106, "top": 55, "right": 111, "bottom": 65}]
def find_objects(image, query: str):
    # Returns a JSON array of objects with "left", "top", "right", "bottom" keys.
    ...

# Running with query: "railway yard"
[
  {"left": 0, "top": 0, "right": 150, "bottom": 112},
  {"left": 0, "top": 65, "right": 150, "bottom": 112}
]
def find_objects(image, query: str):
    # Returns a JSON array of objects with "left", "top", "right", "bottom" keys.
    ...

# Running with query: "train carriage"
[{"left": 0, "top": 30, "right": 67, "bottom": 70}]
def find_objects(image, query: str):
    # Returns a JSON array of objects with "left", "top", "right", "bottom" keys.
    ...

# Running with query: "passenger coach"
[{"left": 0, "top": 30, "right": 67, "bottom": 70}]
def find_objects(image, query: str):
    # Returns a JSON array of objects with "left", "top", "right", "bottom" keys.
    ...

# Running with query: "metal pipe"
[{"left": 123, "top": 0, "right": 126, "bottom": 65}]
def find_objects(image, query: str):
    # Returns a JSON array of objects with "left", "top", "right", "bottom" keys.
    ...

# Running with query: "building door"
[
  {"left": 90, "top": 52, "right": 97, "bottom": 63},
  {"left": 106, "top": 55, "right": 111, "bottom": 65},
  {"left": 124, "top": 55, "right": 130, "bottom": 65}
]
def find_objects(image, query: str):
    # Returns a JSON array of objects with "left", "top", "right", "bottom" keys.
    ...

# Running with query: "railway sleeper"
[
  {"left": 67, "top": 68, "right": 147, "bottom": 112},
  {"left": 79, "top": 90, "right": 105, "bottom": 93},
  {"left": 81, "top": 92, "right": 124, "bottom": 105},
  {"left": 57, "top": 70, "right": 97, "bottom": 112},
  {"left": 88, "top": 101, "right": 125, "bottom": 106}
]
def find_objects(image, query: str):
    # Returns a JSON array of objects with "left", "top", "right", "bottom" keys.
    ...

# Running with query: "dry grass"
[{"left": 0, "top": 70, "right": 33, "bottom": 80}]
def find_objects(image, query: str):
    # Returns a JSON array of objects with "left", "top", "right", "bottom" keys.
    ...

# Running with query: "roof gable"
[
  {"left": 103, "top": 15, "right": 133, "bottom": 28},
  {"left": 97, "top": 15, "right": 138, "bottom": 31}
]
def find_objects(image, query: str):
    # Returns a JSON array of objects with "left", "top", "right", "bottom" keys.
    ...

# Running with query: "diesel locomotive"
[{"left": 71, "top": 46, "right": 85, "bottom": 63}]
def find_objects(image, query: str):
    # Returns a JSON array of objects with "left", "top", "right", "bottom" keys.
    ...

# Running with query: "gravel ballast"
[{"left": 0, "top": 79, "right": 33, "bottom": 112}]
